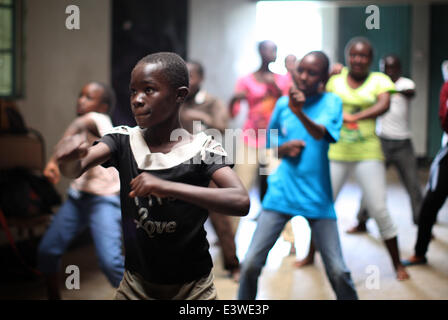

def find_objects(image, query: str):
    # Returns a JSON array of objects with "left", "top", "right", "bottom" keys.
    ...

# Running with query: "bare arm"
[
  {"left": 128, "top": 166, "right": 250, "bottom": 216},
  {"left": 44, "top": 115, "right": 99, "bottom": 183},
  {"left": 209, "top": 99, "right": 230, "bottom": 132},
  {"left": 288, "top": 86, "right": 326, "bottom": 140},
  {"left": 329, "top": 63, "right": 344, "bottom": 77},
  {"left": 55, "top": 134, "right": 111, "bottom": 179},
  {"left": 228, "top": 92, "right": 246, "bottom": 118},
  {"left": 182, "top": 108, "right": 213, "bottom": 129},
  {"left": 400, "top": 89, "right": 415, "bottom": 99},
  {"left": 345, "top": 92, "right": 390, "bottom": 123},
  {"left": 263, "top": 73, "right": 283, "bottom": 98},
  {"left": 277, "top": 140, "right": 306, "bottom": 158}
]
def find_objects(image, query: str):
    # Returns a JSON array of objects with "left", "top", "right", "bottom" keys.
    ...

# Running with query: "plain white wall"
[
  {"left": 17, "top": 0, "right": 111, "bottom": 193},
  {"left": 321, "top": 3, "right": 340, "bottom": 66},
  {"left": 188, "top": 0, "right": 258, "bottom": 108}
]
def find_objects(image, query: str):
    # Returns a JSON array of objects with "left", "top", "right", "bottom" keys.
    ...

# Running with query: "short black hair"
[
  {"left": 344, "top": 36, "right": 374, "bottom": 62},
  {"left": 380, "top": 54, "right": 401, "bottom": 71},
  {"left": 135, "top": 52, "right": 189, "bottom": 89},
  {"left": 91, "top": 82, "right": 116, "bottom": 117},
  {"left": 187, "top": 60, "right": 204, "bottom": 78},
  {"left": 258, "top": 40, "right": 277, "bottom": 53},
  {"left": 303, "top": 51, "right": 330, "bottom": 83}
]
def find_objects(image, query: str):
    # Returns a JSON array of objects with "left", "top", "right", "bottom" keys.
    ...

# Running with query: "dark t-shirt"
[{"left": 97, "top": 126, "right": 232, "bottom": 284}]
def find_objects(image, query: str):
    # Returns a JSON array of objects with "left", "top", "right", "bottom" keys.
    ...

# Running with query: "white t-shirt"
[{"left": 376, "top": 77, "right": 415, "bottom": 140}]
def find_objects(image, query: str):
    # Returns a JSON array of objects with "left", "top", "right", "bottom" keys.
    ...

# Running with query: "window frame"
[{"left": 0, "top": 0, "right": 24, "bottom": 99}]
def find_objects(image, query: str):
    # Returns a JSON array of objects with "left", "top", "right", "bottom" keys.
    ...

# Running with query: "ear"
[{"left": 176, "top": 86, "right": 189, "bottom": 103}]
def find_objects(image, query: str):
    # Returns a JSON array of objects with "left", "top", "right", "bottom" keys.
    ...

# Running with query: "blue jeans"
[
  {"left": 37, "top": 189, "right": 125, "bottom": 287},
  {"left": 238, "top": 210, "right": 358, "bottom": 300}
]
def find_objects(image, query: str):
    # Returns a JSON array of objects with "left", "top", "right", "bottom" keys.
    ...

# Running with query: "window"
[{"left": 0, "top": 0, "right": 23, "bottom": 98}]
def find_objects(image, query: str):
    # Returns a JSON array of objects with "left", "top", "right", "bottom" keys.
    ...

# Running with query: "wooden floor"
[{"left": 1, "top": 167, "right": 447, "bottom": 300}]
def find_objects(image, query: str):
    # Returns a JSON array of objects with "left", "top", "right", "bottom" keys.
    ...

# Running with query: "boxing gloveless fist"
[
  {"left": 55, "top": 133, "right": 90, "bottom": 163},
  {"left": 288, "top": 86, "right": 306, "bottom": 115},
  {"left": 43, "top": 161, "right": 61, "bottom": 184},
  {"left": 279, "top": 140, "right": 306, "bottom": 158}
]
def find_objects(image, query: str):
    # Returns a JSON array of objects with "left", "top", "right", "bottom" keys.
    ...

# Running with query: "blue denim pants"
[
  {"left": 238, "top": 210, "right": 358, "bottom": 300},
  {"left": 37, "top": 189, "right": 125, "bottom": 287}
]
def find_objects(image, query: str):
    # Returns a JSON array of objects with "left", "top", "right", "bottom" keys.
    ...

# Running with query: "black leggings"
[{"left": 415, "top": 146, "right": 448, "bottom": 257}]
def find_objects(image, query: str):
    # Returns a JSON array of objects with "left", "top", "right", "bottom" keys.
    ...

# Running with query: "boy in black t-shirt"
[{"left": 54, "top": 52, "right": 250, "bottom": 299}]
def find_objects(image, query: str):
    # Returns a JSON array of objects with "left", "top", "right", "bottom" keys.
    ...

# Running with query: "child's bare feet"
[
  {"left": 230, "top": 268, "right": 240, "bottom": 283},
  {"left": 346, "top": 222, "right": 367, "bottom": 234},
  {"left": 294, "top": 255, "right": 314, "bottom": 268},
  {"left": 395, "top": 264, "right": 410, "bottom": 281}
]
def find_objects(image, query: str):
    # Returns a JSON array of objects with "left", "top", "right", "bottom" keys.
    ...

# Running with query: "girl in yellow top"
[{"left": 328, "top": 37, "right": 409, "bottom": 280}]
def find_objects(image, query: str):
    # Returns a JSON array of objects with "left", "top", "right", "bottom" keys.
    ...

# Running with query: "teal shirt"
[{"left": 262, "top": 93, "right": 342, "bottom": 219}]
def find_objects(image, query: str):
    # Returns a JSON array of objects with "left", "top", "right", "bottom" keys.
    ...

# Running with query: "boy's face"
[
  {"left": 76, "top": 83, "right": 106, "bottom": 116},
  {"left": 384, "top": 58, "right": 401, "bottom": 82},
  {"left": 292, "top": 54, "right": 323, "bottom": 96},
  {"left": 130, "top": 62, "right": 182, "bottom": 128}
]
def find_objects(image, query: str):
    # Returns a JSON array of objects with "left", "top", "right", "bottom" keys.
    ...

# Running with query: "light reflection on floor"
[{"left": 206, "top": 177, "right": 448, "bottom": 300}]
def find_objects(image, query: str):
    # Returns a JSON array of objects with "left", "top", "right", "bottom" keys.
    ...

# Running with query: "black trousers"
[{"left": 415, "top": 145, "right": 448, "bottom": 257}]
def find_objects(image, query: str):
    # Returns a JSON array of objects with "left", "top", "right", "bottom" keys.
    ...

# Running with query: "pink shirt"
[{"left": 233, "top": 73, "right": 291, "bottom": 147}]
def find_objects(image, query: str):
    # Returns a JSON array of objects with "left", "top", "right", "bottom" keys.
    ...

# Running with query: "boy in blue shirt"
[{"left": 238, "top": 51, "right": 358, "bottom": 300}]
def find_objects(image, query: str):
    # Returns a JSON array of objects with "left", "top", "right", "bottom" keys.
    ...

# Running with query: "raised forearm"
[
  {"left": 59, "top": 159, "right": 84, "bottom": 179},
  {"left": 56, "top": 140, "right": 111, "bottom": 180},
  {"left": 400, "top": 89, "right": 415, "bottom": 99},
  {"left": 163, "top": 182, "right": 250, "bottom": 216},
  {"left": 211, "top": 103, "right": 229, "bottom": 132},
  {"left": 352, "top": 93, "right": 390, "bottom": 121},
  {"left": 184, "top": 109, "right": 213, "bottom": 128},
  {"left": 352, "top": 103, "right": 388, "bottom": 121},
  {"left": 295, "top": 110, "right": 326, "bottom": 140}
]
